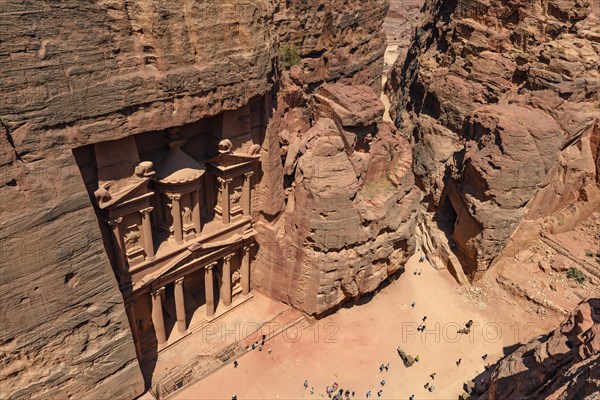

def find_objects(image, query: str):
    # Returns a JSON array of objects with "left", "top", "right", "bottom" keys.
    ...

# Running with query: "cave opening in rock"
[{"left": 436, "top": 197, "right": 458, "bottom": 237}]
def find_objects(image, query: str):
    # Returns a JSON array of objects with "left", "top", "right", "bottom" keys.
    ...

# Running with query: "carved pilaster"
[
  {"left": 151, "top": 287, "right": 166, "bottom": 345},
  {"left": 192, "top": 188, "right": 202, "bottom": 237},
  {"left": 242, "top": 171, "right": 254, "bottom": 217},
  {"left": 217, "top": 177, "right": 232, "bottom": 224},
  {"left": 167, "top": 193, "right": 183, "bottom": 245},
  {"left": 174, "top": 277, "right": 186, "bottom": 333},
  {"left": 241, "top": 243, "right": 254, "bottom": 296},
  {"left": 205, "top": 262, "right": 217, "bottom": 318},
  {"left": 222, "top": 253, "right": 234, "bottom": 307},
  {"left": 139, "top": 207, "right": 155, "bottom": 261},
  {"left": 108, "top": 217, "right": 127, "bottom": 274}
]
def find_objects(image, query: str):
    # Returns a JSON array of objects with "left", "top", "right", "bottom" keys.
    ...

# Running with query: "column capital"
[
  {"left": 140, "top": 206, "right": 154, "bottom": 215},
  {"left": 224, "top": 253, "right": 235, "bottom": 262},
  {"left": 167, "top": 193, "right": 181, "bottom": 201},
  {"left": 206, "top": 261, "right": 218, "bottom": 271},
  {"left": 244, "top": 171, "right": 254, "bottom": 179},
  {"left": 175, "top": 277, "right": 184, "bottom": 285},
  {"left": 217, "top": 177, "right": 233, "bottom": 185},
  {"left": 108, "top": 217, "right": 123, "bottom": 226},
  {"left": 151, "top": 287, "right": 165, "bottom": 298},
  {"left": 243, "top": 242, "right": 256, "bottom": 251}
]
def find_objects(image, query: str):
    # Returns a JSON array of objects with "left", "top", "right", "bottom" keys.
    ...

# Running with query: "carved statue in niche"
[
  {"left": 182, "top": 206, "right": 192, "bottom": 226},
  {"left": 232, "top": 269, "right": 241, "bottom": 291},
  {"left": 124, "top": 225, "right": 142, "bottom": 255},
  {"left": 231, "top": 186, "right": 242, "bottom": 206}
]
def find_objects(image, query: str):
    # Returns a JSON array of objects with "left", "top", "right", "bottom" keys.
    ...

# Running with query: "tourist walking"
[
  {"left": 304, "top": 380, "right": 308, "bottom": 389},
  {"left": 456, "top": 358, "right": 462, "bottom": 366},
  {"left": 377, "top": 390, "right": 382, "bottom": 397},
  {"left": 366, "top": 390, "right": 371, "bottom": 398},
  {"left": 380, "top": 363, "right": 385, "bottom": 372},
  {"left": 385, "top": 363, "right": 390, "bottom": 371},
  {"left": 411, "top": 301, "right": 416, "bottom": 308},
  {"left": 430, "top": 372, "right": 436, "bottom": 379},
  {"left": 380, "top": 379, "right": 385, "bottom": 386},
  {"left": 233, "top": 360, "right": 238, "bottom": 368}
]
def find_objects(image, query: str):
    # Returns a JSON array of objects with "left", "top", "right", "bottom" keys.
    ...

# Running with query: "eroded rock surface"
[
  {"left": 254, "top": 80, "right": 420, "bottom": 315},
  {"left": 275, "top": 0, "right": 389, "bottom": 91},
  {"left": 473, "top": 298, "right": 600, "bottom": 400},
  {"left": 386, "top": 0, "right": 600, "bottom": 277}
]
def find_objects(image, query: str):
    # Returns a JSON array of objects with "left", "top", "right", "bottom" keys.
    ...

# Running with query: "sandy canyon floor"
[{"left": 171, "top": 252, "right": 564, "bottom": 400}]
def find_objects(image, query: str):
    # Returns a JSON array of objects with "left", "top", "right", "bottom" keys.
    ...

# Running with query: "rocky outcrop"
[
  {"left": 254, "top": 80, "right": 420, "bottom": 315},
  {"left": 386, "top": 0, "right": 600, "bottom": 277},
  {"left": 472, "top": 298, "right": 600, "bottom": 400}
]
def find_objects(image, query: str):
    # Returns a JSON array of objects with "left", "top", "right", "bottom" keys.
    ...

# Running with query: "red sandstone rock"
[
  {"left": 254, "top": 82, "right": 420, "bottom": 315},
  {"left": 386, "top": 0, "right": 600, "bottom": 277},
  {"left": 474, "top": 298, "right": 600, "bottom": 400}
]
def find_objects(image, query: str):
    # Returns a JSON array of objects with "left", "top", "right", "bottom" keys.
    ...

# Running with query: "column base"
[{"left": 177, "top": 320, "right": 187, "bottom": 334}]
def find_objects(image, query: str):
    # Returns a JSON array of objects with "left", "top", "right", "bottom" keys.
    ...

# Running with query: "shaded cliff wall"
[
  {"left": 386, "top": 0, "right": 600, "bottom": 278},
  {"left": 0, "top": 1, "right": 277, "bottom": 399}
]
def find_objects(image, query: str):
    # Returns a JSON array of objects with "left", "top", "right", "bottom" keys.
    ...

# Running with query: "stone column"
[
  {"left": 174, "top": 277, "right": 186, "bottom": 333},
  {"left": 168, "top": 194, "right": 183, "bottom": 245},
  {"left": 192, "top": 188, "right": 202, "bottom": 237},
  {"left": 108, "top": 217, "right": 127, "bottom": 274},
  {"left": 241, "top": 243, "right": 253, "bottom": 296},
  {"left": 151, "top": 288, "right": 166, "bottom": 345},
  {"left": 218, "top": 178, "right": 232, "bottom": 224},
  {"left": 242, "top": 171, "right": 254, "bottom": 217},
  {"left": 205, "top": 262, "right": 217, "bottom": 318},
  {"left": 222, "top": 253, "right": 234, "bottom": 306},
  {"left": 125, "top": 299, "right": 143, "bottom": 360},
  {"left": 140, "top": 207, "right": 155, "bottom": 261}
]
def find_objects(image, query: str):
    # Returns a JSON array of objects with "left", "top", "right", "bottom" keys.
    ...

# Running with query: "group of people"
[
  {"left": 245, "top": 334, "right": 272, "bottom": 354},
  {"left": 322, "top": 381, "right": 355, "bottom": 400}
]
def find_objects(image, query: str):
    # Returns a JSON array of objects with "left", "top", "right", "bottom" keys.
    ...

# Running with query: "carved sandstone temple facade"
[{"left": 75, "top": 130, "right": 259, "bottom": 361}]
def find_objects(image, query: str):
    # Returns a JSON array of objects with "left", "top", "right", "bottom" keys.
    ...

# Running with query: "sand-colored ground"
[{"left": 174, "top": 253, "right": 546, "bottom": 400}]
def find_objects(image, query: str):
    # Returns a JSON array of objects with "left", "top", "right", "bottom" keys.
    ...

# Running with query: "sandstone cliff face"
[
  {"left": 274, "top": 0, "right": 389, "bottom": 91},
  {"left": 251, "top": 0, "right": 423, "bottom": 315},
  {"left": 254, "top": 81, "right": 420, "bottom": 315},
  {"left": 1, "top": 0, "right": 400, "bottom": 398},
  {"left": 386, "top": 0, "right": 600, "bottom": 277},
  {"left": 1, "top": 2, "right": 277, "bottom": 399},
  {"left": 473, "top": 298, "right": 600, "bottom": 400}
]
